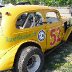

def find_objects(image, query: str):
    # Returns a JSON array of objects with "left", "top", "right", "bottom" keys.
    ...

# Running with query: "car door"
[
  {"left": 33, "top": 12, "right": 47, "bottom": 52},
  {"left": 14, "top": 11, "right": 47, "bottom": 52},
  {"left": 45, "top": 10, "right": 64, "bottom": 50}
]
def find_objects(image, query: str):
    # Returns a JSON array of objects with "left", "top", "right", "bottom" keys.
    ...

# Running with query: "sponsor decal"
[
  {"left": 38, "top": 30, "right": 46, "bottom": 41},
  {"left": 6, "top": 32, "right": 36, "bottom": 42}
]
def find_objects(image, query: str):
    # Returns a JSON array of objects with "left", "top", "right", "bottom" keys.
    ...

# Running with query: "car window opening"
[
  {"left": 16, "top": 12, "right": 44, "bottom": 29},
  {"left": 46, "top": 12, "right": 59, "bottom": 24}
]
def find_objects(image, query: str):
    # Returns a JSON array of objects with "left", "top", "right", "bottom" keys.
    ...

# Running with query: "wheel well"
[{"left": 13, "top": 42, "right": 41, "bottom": 67}]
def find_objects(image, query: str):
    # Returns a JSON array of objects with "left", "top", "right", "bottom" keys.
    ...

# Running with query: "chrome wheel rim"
[{"left": 27, "top": 54, "right": 41, "bottom": 72}]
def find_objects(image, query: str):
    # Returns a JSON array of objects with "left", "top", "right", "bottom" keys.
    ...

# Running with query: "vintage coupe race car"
[{"left": 0, "top": 5, "right": 72, "bottom": 72}]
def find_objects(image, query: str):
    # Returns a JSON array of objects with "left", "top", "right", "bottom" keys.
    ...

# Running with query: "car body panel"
[
  {"left": 0, "top": 39, "right": 43, "bottom": 71},
  {"left": 63, "top": 26, "right": 72, "bottom": 41},
  {"left": 0, "top": 5, "right": 71, "bottom": 71}
]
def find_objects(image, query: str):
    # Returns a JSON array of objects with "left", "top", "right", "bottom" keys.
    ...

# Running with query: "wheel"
[{"left": 13, "top": 46, "right": 44, "bottom": 72}]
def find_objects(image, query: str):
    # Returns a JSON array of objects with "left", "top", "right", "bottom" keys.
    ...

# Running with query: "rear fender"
[
  {"left": 12, "top": 40, "right": 41, "bottom": 62},
  {"left": 0, "top": 40, "right": 41, "bottom": 71}
]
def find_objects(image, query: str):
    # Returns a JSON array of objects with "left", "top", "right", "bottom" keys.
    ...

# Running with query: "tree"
[{"left": 2, "top": 0, "right": 72, "bottom": 6}]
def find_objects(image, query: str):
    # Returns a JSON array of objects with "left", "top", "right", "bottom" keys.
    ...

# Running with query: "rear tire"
[{"left": 13, "top": 46, "right": 44, "bottom": 72}]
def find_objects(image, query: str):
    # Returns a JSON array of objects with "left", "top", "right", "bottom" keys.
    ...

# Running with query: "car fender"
[
  {"left": 0, "top": 40, "right": 41, "bottom": 71},
  {"left": 63, "top": 26, "right": 72, "bottom": 41}
]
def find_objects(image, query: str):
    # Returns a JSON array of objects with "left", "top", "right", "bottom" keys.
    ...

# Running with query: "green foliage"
[{"left": 2, "top": 0, "right": 72, "bottom": 6}]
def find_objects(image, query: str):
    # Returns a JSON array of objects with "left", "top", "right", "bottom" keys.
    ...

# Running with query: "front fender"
[{"left": 63, "top": 26, "right": 72, "bottom": 41}]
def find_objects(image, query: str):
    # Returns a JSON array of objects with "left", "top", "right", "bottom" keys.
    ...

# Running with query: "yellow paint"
[
  {"left": 0, "top": 5, "right": 71, "bottom": 71},
  {"left": 63, "top": 26, "right": 72, "bottom": 41}
]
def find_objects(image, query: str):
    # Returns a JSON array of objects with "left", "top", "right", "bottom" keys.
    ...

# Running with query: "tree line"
[{"left": 2, "top": 0, "right": 72, "bottom": 6}]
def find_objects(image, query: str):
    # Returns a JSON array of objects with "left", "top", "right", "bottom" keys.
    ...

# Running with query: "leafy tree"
[{"left": 2, "top": 0, "right": 72, "bottom": 6}]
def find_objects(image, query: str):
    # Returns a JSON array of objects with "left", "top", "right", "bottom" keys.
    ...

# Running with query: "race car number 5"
[{"left": 50, "top": 27, "right": 61, "bottom": 46}]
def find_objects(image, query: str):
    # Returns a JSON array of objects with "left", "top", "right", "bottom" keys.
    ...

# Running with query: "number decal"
[
  {"left": 50, "top": 27, "right": 61, "bottom": 46},
  {"left": 50, "top": 29, "right": 56, "bottom": 46},
  {"left": 57, "top": 27, "right": 61, "bottom": 42}
]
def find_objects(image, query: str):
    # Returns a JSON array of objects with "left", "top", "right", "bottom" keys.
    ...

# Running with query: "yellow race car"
[{"left": 0, "top": 5, "right": 72, "bottom": 72}]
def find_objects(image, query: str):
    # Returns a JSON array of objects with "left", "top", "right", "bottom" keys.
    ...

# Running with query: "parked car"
[{"left": 0, "top": 5, "right": 72, "bottom": 72}]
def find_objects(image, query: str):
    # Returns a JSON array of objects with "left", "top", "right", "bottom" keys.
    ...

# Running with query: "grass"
[
  {"left": 3, "top": 42, "right": 72, "bottom": 72},
  {"left": 42, "top": 42, "right": 72, "bottom": 72}
]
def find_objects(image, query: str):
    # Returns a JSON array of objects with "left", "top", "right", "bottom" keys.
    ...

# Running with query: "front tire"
[{"left": 13, "top": 46, "right": 44, "bottom": 72}]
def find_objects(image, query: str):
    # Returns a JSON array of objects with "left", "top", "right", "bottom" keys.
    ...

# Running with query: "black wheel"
[{"left": 13, "top": 46, "right": 44, "bottom": 72}]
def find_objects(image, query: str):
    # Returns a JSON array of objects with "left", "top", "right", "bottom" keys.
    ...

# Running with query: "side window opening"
[
  {"left": 16, "top": 13, "right": 27, "bottom": 29},
  {"left": 16, "top": 12, "right": 44, "bottom": 29},
  {"left": 16, "top": 13, "right": 34, "bottom": 29},
  {"left": 0, "top": 13, "right": 2, "bottom": 26},
  {"left": 23, "top": 13, "right": 34, "bottom": 28},
  {"left": 35, "top": 12, "right": 43, "bottom": 26},
  {"left": 46, "top": 12, "right": 59, "bottom": 24}
]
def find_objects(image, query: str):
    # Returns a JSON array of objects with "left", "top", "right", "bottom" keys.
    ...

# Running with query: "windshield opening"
[{"left": 0, "top": 12, "right": 2, "bottom": 26}]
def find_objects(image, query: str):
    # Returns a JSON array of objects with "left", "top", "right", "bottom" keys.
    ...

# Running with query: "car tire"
[{"left": 13, "top": 46, "right": 44, "bottom": 72}]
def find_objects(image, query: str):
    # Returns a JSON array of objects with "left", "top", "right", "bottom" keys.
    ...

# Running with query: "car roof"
[
  {"left": 0, "top": 5, "right": 59, "bottom": 16},
  {"left": 0, "top": 5, "right": 57, "bottom": 11},
  {"left": 0, "top": 5, "right": 48, "bottom": 10}
]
